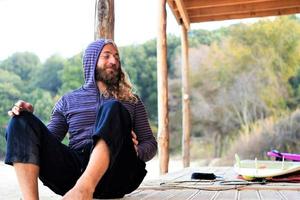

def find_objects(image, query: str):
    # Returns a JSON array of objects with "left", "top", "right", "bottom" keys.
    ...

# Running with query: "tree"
[
  {"left": 59, "top": 53, "right": 84, "bottom": 94},
  {"left": 24, "top": 88, "right": 55, "bottom": 123},
  {"left": 0, "top": 52, "right": 40, "bottom": 81},
  {"left": 186, "top": 16, "right": 300, "bottom": 157},
  {"left": 31, "top": 54, "right": 65, "bottom": 94},
  {"left": 0, "top": 69, "right": 22, "bottom": 127},
  {"left": 120, "top": 41, "right": 158, "bottom": 121}
]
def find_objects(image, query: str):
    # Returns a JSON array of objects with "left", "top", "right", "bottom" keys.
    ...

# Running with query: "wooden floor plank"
[
  {"left": 238, "top": 190, "right": 260, "bottom": 200},
  {"left": 258, "top": 190, "right": 284, "bottom": 200},
  {"left": 123, "top": 190, "right": 160, "bottom": 200},
  {"left": 140, "top": 190, "right": 176, "bottom": 200},
  {"left": 190, "top": 190, "right": 217, "bottom": 200},
  {"left": 165, "top": 189, "right": 199, "bottom": 200},
  {"left": 123, "top": 167, "right": 300, "bottom": 200},
  {"left": 278, "top": 190, "right": 300, "bottom": 200},
  {"left": 215, "top": 190, "right": 238, "bottom": 200}
]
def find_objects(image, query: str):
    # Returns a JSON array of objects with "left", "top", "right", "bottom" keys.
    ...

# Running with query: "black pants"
[{"left": 5, "top": 100, "right": 147, "bottom": 199}]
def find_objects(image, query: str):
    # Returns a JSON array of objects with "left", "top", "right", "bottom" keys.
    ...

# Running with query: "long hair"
[
  {"left": 102, "top": 64, "right": 138, "bottom": 103},
  {"left": 100, "top": 39, "right": 138, "bottom": 103}
]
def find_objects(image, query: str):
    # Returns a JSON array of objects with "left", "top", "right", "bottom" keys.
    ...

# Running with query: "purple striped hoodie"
[{"left": 47, "top": 39, "right": 157, "bottom": 162}]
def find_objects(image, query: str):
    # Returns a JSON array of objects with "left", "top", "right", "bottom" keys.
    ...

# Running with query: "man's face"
[{"left": 95, "top": 44, "right": 121, "bottom": 85}]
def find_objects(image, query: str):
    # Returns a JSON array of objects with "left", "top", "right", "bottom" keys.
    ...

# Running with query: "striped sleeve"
[
  {"left": 133, "top": 97, "right": 157, "bottom": 162},
  {"left": 47, "top": 97, "right": 68, "bottom": 141}
]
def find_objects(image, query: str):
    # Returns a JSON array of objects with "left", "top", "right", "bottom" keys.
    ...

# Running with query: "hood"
[{"left": 82, "top": 38, "right": 117, "bottom": 91}]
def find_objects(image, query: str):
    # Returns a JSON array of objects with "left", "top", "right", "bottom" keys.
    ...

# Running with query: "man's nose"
[{"left": 108, "top": 56, "right": 117, "bottom": 65}]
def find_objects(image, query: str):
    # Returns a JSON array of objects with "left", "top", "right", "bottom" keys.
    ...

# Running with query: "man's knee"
[
  {"left": 97, "top": 100, "right": 131, "bottom": 125},
  {"left": 6, "top": 111, "right": 39, "bottom": 139},
  {"left": 102, "top": 100, "right": 123, "bottom": 113}
]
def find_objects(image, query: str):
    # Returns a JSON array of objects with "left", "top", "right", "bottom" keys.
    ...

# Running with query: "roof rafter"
[
  {"left": 174, "top": 0, "right": 190, "bottom": 30},
  {"left": 183, "top": 0, "right": 278, "bottom": 9},
  {"left": 168, "top": 0, "right": 300, "bottom": 24},
  {"left": 190, "top": 7, "right": 300, "bottom": 22}
]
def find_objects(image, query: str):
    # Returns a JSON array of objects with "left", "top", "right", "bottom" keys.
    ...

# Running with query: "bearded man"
[{"left": 5, "top": 39, "right": 157, "bottom": 200}]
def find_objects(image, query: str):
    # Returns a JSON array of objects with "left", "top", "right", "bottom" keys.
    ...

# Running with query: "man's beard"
[{"left": 95, "top": 65, "right": 121, "bottom": 86}]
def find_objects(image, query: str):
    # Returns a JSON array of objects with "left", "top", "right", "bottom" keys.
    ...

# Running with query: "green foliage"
[
  {"left": 189, "top": 28, "right": 228, "bottom": 47},
  {"left": 31, "top": 55, "right": 65, "bottom": 94},
  {"left": 0, "top": 127, "right": 6, "bottom": 158},
  {"left": 24, "top": 88, "right": 55, "bottom": 123},
  {"left": 120, "top": 40, "right": 158, "bottom": 121},
  {"left": 0, "top": 52, "right": 40, "bottom": 81},
  {"left": 166, "top": 35, "right": 181, "bottom": 78},
  {"left": 224, "top": 109, "right": 300, "bottom": 165},
  {"left": 231, "top": 17, "right": 300, "bottom": 81},
  {"left": 59, "top": 53, "right": 84, "bottom": 94},
  {"left": 0, "top": 69, "right": 22, "bottom": 126},
  {"left": 187, "top": 16, "right": 300, "bottom": 157}
]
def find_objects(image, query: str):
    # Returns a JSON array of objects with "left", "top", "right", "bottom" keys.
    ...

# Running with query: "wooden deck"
[
  {"left": 122, "top": 167, "right": 300, "bottom": 200},
  {"left": 1, "top": 162, "right": 299, "bottom": 199}
]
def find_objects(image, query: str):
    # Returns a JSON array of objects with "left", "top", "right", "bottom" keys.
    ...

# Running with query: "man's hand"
[
  {"left": 131, "top": 131, "right": 138, "bottom": 155},
  {"left": 8, "top": 100, "right": 34, "bottom": 117}
]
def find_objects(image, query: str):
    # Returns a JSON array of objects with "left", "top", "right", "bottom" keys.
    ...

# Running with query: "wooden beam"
[
  {"left": 169, "top": 0, "right": 300, "bottom": 24},
  {"left": 181, "top": 25, "right": 191, "bottom": 168},
  {"left": 167, "top": 0, "right": 181, "bottom": 25},
  {"left": 157, "top": 0, "right": 169, "bottom": 175},
  {"left": 183, "top": 0, "right": 278, "bottom": 10},
  {"left": 190, "top": 7, "right": 300, "bottom": 22},
  {"left": 95, "top": 0, "right": 114, "bottom": 40},
  {"left": 174, "top": 0, "right": 190, "bottom": 30},
  {"left": 187, "top": 0, "right": 300, "bottom": 17}
]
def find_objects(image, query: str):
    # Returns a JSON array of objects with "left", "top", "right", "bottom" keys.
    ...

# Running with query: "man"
[{"left": 5, "top": 39, "right": 157, "bottom": 200}]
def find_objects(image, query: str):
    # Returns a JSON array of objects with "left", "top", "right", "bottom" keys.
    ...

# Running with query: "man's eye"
[
  {"left": 102, "top": 55, "right": 110, "bottom": 59},
  {"left": 101, "top": 54, "right": 119, "bottom": 61}
]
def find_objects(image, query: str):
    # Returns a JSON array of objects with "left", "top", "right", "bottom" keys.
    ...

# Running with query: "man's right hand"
[{"left": 8, "top": 100, "right": 34, "bottom": 117}]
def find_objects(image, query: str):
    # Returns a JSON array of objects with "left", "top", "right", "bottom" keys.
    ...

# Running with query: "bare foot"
[{"left": 62, "top": 185, "right": 93, "bottom": 200}]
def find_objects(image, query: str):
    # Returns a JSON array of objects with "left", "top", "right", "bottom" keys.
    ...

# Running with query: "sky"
[{"left": 0, "top": 0, "right": 261, "bottom": 62}]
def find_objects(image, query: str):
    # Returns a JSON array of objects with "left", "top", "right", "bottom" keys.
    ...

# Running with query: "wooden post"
[
  {"left": 94, "top": 0, "right": 114, "bottom": 40},
  {"left": 157, "top": 0, "right": 169, "bottom": 175},
  {"left": 181, "top": 24, "right": 191, "bottom": 168}
]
